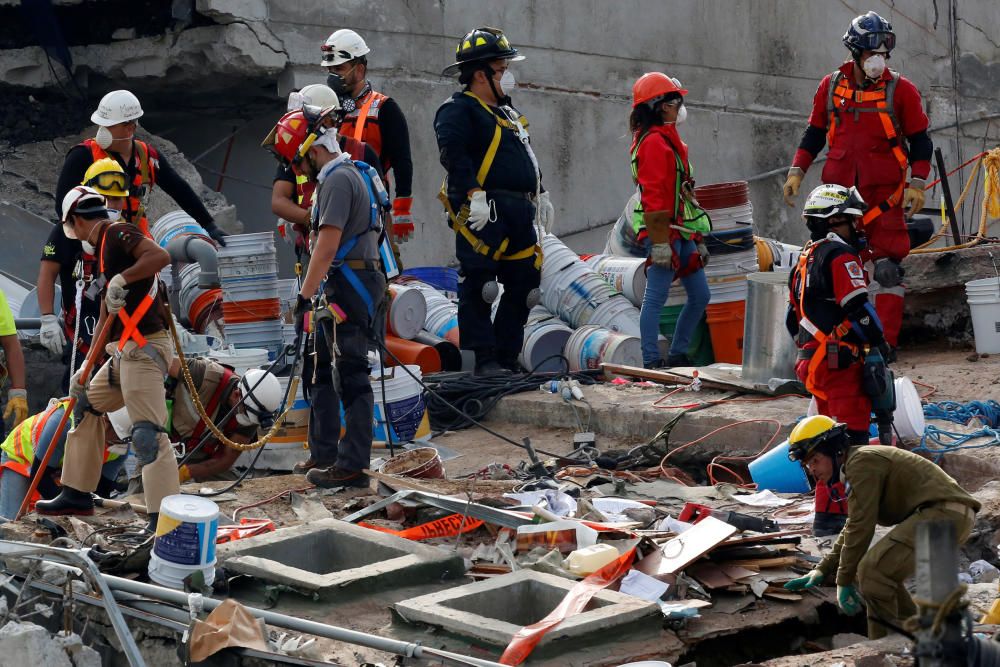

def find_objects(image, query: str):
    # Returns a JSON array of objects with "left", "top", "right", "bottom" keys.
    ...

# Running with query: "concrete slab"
[
  {"left": 217, "top": 518, "right": 465, "bottom": 599},
  {"left": 394, "top": 569, "right": 659, "bottom": 649}
]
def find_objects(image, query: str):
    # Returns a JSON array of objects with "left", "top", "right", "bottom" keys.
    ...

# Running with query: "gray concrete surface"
[
  {"left": 217, "top": 518, "right": 466, "bottom": 600},
  {"left": 394, "top": 568, "right": 659, "bottom": 648}
]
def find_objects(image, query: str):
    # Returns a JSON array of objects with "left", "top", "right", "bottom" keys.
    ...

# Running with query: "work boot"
[
  {"left": 643, "top": 359, "right": 667, "bottom": 370},
  {"left": 473, "top": 349, "right": 510, "bottom": 377},
  {"left": 666, "top": 352, "right": 692, "bottom": 367},
  {"left": 35, "top": 486, "right": 95, "bottom": 516},
  {"left": 306, "top": 466, "right": 370, "bottom": 490},
  {"left": 292, "top": 458, "right": 321, "bottom": 475}
]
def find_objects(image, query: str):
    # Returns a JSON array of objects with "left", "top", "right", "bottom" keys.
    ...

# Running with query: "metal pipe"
[
  {"left": 166, "top": 234, "right": 220, "bottom": 288},
  {"left": 102, "top": 574, "right": 505, "bottom": 667},
  {"left": 935, "top": 147, "right": 964, "bottom": 247},
  {"left": 13, "top": 318, "right": 41, "bottom": 329}
]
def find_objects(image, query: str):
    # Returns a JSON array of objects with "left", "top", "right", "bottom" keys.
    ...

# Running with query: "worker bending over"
[{"left": 0, "top": 290, "right": 28, "bottom": 440}]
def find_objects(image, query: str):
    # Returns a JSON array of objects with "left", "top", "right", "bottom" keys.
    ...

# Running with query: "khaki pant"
[
  {"left": 856, "top": 504, "right": 975, "bottom": 639},
  {"left": 62, "top": 332, "right": 179, "bottom": 515}
]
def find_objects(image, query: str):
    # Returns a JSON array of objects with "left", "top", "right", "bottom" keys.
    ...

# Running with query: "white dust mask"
[
  {"left": 863, "top": 54, "right": 886, "bottom": 79},
  {"left": 62, "top": 222, "right": 78, "bottom": 240},
  {"left": 81, "top": 240, "right": 96, "bottom": 254},
  {"left": 499, "top": 69, "right": 516, "bottom": 94},
  {"left": 95, "top": 126, "right": 114, "bottom": 149},
  {"left": 675, "top": 104, "right": 688, "bottom": 125},
  {"left": 106, "top": 208, "right": 122, "bottom": 222}
]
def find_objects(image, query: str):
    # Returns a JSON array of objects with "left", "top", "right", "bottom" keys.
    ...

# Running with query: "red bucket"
[
  {"left": 188, "top": 289, "right": 222, "bottom": 333},
  {"left": 222, "top": 298, "right": 282, "bottom": 323},
  {"left": 695, "top": 181, "right": 750, "bottom": 209}
]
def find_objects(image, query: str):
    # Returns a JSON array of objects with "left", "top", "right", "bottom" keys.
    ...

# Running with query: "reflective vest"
[
  {"left": 436, "top": 92, "right": 541, "bottom": 269},
  {"left": 97, "top": 223, "right": 161, "bottom": 351},
  {"left": 0, "top": 401, "right": 114, "bottom": 472},
  {"left": 171, "top": 360, "right": 240, "bottom": 457},
  {"left": 341, "top": 90, "right": 389, "bottom": 169},
  {"left": 82, "top": 139, "right": 158, "bottom": 238},
  {"left": 825, "top": 70, "right": 908, "bottom": 227},
  {"left": 629, "top": 130, "right": 711, "bottom": 242},
  {"left": 790, "top": 238, "right": 861, "bottom": 400}
]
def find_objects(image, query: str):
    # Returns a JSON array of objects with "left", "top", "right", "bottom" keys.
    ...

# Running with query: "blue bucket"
[
  {"left": 403, "top": 266, "right": 459, "bottom": 296},
  {"left": 748, "top": 439, "right": 811, "bottom": 493}
]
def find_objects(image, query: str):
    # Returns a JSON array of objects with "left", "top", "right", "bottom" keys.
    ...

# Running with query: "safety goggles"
[
  {"left": 856, "top": 31, "right": 895, "bottom": 52},
  {"left": 85, "top": 171, "right": 128, "bottom": 194}
]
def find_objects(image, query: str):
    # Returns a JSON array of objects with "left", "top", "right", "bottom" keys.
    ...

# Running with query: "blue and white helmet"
[{"left": 843, "top": 11, "right": 895, "bottom": 58}]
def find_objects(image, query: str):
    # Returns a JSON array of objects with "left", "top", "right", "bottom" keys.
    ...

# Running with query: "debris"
[
  {"left": 189, "top": 598, "right": 269, "bottom": 661},
  {"left": 728, "top": 489, "right": 795, "bottom": 508},
  {"left": 288, "top": 493, "right": 334, "bottom": 522},
  {"left": 620, "top": 569, "right": 670, "bottom": 602},
  {"left": 0, "top": 622, "right": 72, "bottom": 667},
  {"left": 970, "top": 560, "right": 1000, "bottom": 583},
  {"left": 637, "top": 516, "right": 737, "bottom": 578}
]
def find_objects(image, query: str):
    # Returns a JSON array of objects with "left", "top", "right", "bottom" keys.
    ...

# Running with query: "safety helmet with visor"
[
  {"left": 843, "top": 11, "right": 895, "bottom": 57},
  {"left": 236, "top": 369, "right": 283, "bottom": 428},
  {"left": 787, "top": 415, "right": 849, "bottom": 463},
  {"left": 287, "top": 84, "right": 341, "bottom": 113},
  {"left": 632, "top": 72, "right": 688, "bottom": 109},
  {"left": 320, "top": 29, "right": 370, "bottom": 67},
  {"left": 262, "top": 106, "right": 342, "bottom": 168},
  {"left": 61, "top": 186, "right": 108, "bottom": 240}
]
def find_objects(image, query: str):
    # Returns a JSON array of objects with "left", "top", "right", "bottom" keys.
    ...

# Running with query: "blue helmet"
[{"left": 843, "top": 11, "right": 895, "bottom": 58}]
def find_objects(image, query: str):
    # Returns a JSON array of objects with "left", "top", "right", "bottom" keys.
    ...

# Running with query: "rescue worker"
[
  {"left": 782, "top": 11, "right": 932, "bottom": 351},
  {"left": 322, "top": 29, "right": 415, "bottom": 242},
  {"left": 787, "top": 184, "right": 891, "bottom": 535},
  {"left": 784, "top": 415, "right": 979, "bottom": 639},
  {"left": 55, "top": 89, "right": 228, "bottom": 245},
  {"left": 0, "top": 290, "right": 28, "bottom": 439},
  {"left": 0, "top": 400, "right": 124, "bottom": 521},
  {"left": 269, "top": 107, "right": 386, "bottom": 488},
  {"left": 434, "top": 27, "right": 554, "bottom": 375},
  {"left": 268, "top": 84, "right": 383, "bottom": 254},
  {"left": 628, "top": 72, "right": 711, "bottom": 369},
  {"left": 170, "top": 359, "right": 282, "bottom": 483},
  {"left": 38, "top": 158, "right": 129, "bottom": 392},
  {"left": 36, "top": 186, "right": 178, "bottom": 531}
]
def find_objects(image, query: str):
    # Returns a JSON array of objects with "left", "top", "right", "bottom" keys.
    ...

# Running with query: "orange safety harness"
[
  {"left": 98, "top": 223, "right": 160, "bottom": 351},
  {"left": 826, "top": 71, "right": 909, "bottom": 228}
]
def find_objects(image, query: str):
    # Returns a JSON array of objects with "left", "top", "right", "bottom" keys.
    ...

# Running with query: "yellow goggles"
[{"left": 84, "top": 171, "right": 129, "bottom": 195}]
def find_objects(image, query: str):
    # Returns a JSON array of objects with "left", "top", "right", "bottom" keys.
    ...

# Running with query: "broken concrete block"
[
  {"left": 394, "top": 569, "right": 659, "bottom": 649},
  {"left": 217, "top": 518, "right": 465, "bottom": 600},
  {"left": 56, "top": 633, "right": 101, "bottom": 667},
  {"left": 0, "top": 622, "right": 72, "bottom": 667},
  {"left": 970, "top": 559, "right": 1000, "bottom": 583}
]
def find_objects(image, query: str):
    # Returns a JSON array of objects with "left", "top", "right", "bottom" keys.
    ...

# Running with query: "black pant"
[
  {"left": 304, "top": 269, "right": 386, "bottom": 471},
  {"left": 453, "top": 193, "right": 540, "bottom": 363}
]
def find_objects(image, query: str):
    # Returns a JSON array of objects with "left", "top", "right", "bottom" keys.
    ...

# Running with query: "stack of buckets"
[
  {"left": 217, "top": 232, "right": 284, "bottom": 358},
  {"left": 149, "top": 494, "right": 219, "bottom": 589},
  {"left": 408, "top": 280, "right": 460, "bottom": 346},
  {"left": 966, "top": 277, "right": 1000, "bottom": 354},
  {"left": 693, "top": 182, "right": 759, "bottom": 364},
  {"left": 520, "top": 305, "right": 573, "bottom": 373},
  {"left": 151, "top": 212, "right": 222, "bottom": 334}
]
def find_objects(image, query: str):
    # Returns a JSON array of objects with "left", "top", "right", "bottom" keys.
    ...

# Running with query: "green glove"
[
  {"left": 784, "top": 569, "right": 824, "bottom": 591},
  {"left": 837, "top": 584, "right": 863, "bottom": 615}
]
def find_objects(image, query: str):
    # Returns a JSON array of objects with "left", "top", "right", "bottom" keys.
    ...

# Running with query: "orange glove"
[
  {"left": 178, "top": 464, "right": 192, "bottom": 484},
  {"left": 391, "top": 197, "right": 414, "bottom": 242}
]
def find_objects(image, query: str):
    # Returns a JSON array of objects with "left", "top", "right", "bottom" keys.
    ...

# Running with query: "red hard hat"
[
  {"left": 264, "top": 110, "right": 312, "bottom": 164},
  {"left": 632, "top": 72, "right": 688, "bottom": 108}
]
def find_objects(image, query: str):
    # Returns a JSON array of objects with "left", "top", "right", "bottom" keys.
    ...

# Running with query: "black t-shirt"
[
  {"left": 40, "top": 224, "right": 101, "bottom": 324},
  {"left": 97, "top": 222, "right": 167, "bottom": 338}
]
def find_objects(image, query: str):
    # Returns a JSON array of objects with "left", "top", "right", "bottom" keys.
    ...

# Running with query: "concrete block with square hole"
[
  {"left": 216, "top": 518, "right": 466, "bottom": 599},
  {"left": 393, "top": 569, "right": 660, "bottom": 648}
]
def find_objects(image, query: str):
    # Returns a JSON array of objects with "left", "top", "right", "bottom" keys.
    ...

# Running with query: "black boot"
[
  {"left": 28, "top": 460, "right": 61, "bottom": 500},
  {"left": 666, "top": 352, "right": 692, "bottom": 367},
  {"left": 35, "top": 486, "right": 95, "bottom": 516},
  {"left": 147, "top": 512, "right": 159, "bottom": 534},
  {"left": 474, "top": 348, "right": 510, "bottom": 376}
]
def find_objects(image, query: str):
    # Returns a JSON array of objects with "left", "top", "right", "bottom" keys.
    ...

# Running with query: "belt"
[
  {"left": 919, "top": 500, "right": 975, "bottom": 518},
  {"left": 486, "top": 189, "right": 534, "bottom": 201},
  {"left": 343, "top": 259, "right": 382, "bottom": 272}
]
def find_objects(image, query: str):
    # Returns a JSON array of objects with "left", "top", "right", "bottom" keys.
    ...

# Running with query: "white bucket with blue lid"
[{"left": 152, "top": 494, "right": 220, "bottom": 568}]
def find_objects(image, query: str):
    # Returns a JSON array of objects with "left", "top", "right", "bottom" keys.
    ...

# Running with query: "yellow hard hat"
[
  {"left": 787, "top": 415, "right": 846, "bottom": 461},
  {"left": 83, "top": 158, "right": 129, "bottom": 197}
]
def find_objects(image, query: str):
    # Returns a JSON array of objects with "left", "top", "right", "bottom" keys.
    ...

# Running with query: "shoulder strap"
[
  {"left": 826, "top": 71, "right": 845, "bottom": 115},
  {"left": 352, "top": 93, "right": 377, "bottom": 143}
]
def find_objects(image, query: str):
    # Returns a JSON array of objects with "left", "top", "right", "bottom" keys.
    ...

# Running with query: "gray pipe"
[{"left": 166, "top": 235, "right": 220, "bottom": 289}]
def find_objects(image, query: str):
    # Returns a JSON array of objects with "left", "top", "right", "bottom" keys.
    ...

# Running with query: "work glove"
[
  {"left": 536, "top": 191, "right": 555, "bottom": 233},
  {"left": 203, "top": 223, "right": 228, "bottom": 247},
  {"left": 782, "top": 168, "right": 804, "bottom": 207},
  {"left": 650, "top": 242, "right": 674, "bottom": 269},
  {"left": 68, "top": 368, "right": 90, "bottom": 402},
  {"left": 391, "top": 197, "right": 415, "bottom": 242},
  {"left": 3, "top": 388, "right": 28, "bottom": 429},
  {"left": 39, "top": 313, "right": 66, "bottom": 356},
  {"left": 105, "top": 274, "right": 129, "bottom": 314},
  {"left": 294, "top": 294, "right": 313, "bottom": 338},
  {"left": 696, "top": 241, "right": 710, "bottom": 267},
  {"left": 783, "top": 569, "right": 824, "bottom": 591},
  {"left": 837, "top": 584, "right": 864, "bottom": 615},
  {"left": 902, "top": 178, "right": 926, "bottom": 218},
  {"left": 467, "top": 190, "right": 491, "bottom": 232},
  {"left": 276, "top": 218, "right": 296, "bottom": 245}
]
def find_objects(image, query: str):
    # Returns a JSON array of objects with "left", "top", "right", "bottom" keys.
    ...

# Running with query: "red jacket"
[
  {"left": 793, "top": 62, "right": 930, "bottom": 188},
  {"left": 632, "top": 124, "right": 690, "bottom": 222}
]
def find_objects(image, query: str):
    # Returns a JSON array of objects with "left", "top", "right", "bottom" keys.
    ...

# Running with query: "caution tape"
[
  {"left": 216, "top": 518, "right": 276, "bottom": 544},
  {"left": 360, "top": 514, "right": 485, "bottom": 540}
]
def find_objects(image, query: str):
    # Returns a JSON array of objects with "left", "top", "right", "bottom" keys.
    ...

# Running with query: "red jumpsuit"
[{"left": 792, "top": 62, "right": 930, "bottom": 347}]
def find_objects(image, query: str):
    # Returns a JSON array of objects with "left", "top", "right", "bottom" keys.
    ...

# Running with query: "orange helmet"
[
  {"left": 632, "top": 72, "right": 687, "bottom": 108},
  {"left": 263, "top": 106, "right": 340, "bottom": 165}
]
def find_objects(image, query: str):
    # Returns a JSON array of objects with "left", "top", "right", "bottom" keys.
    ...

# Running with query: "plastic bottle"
[{"left": 564, "top": 543, "right": 619, "bottom": 576}]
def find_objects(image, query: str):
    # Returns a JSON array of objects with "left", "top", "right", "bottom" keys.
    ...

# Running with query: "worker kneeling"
[{"left": 784, "top": 415, "right": 979, "bottom": 639}]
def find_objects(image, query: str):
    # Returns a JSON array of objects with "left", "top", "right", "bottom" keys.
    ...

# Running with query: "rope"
[
  {"left": 165, "top": 302, "right": 293, "bottom": 452},
  {"left": 903, "top": 584, "right": 968, "bottom": 637},
  {"left": 923, "top": 400, "right": 1000, "bottom": 428}
]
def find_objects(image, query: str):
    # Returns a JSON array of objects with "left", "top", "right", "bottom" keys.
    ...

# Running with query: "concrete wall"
[{"left": 162, "top": 0, "right": 1000, "bottom": 269}]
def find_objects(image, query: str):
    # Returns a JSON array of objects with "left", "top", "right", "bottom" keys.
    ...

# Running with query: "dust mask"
[
  {"left": 863, "top": 54, "right": 886, "bottom": 79},
  {"left": 235, "top": 411, "right": 255, "bottom": 427},
  {"left": 675, "top": 105, "right": 688, "bottom": 125},
  {"left": 81, "top": 240, "right": 96, "bottom": 254},
  {"left": 95, "top": 126, "right": 114, "bottom": 149},
  {"left": 499, "top": 69, "right": 516, "bottom": 94},
  {"left": 62, "top": 222, "right": 78, "bottom": 240},
  {"left": 106, "top": 208, "right": 121, "bottom": 222}
]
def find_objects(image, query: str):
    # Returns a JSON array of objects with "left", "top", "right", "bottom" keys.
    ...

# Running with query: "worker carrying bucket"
[{"left": 784, "top": 415, "right": 979, "bottom": 640}]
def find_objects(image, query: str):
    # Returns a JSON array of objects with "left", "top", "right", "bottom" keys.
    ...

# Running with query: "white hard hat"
[
  {"left": 91, "top": 90, "right": 143, "bottom": 126},
  {"left": 289, "top": 84, "right": 341, "bottom": 112},
  {"left": 61, "top": 185, "right": 107, "bottom": 222},
  {"left": 320, "top": 29, "right": 370, "bottom": 67},
  {"left": 239, "top": 369, "right": 283, "bottom": 424},
  {"left": 802, "top": 184, "right": 867, "bottom": 219}
]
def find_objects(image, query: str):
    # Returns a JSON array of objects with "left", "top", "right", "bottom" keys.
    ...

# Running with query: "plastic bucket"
[
  {"left": 221, "top": 298, "right": 281, "bottom": 323},
  {"left": 385, "top": 335, "right": 442, "bottom": 374},
  {"left": 151, "top": 211, "right": 210, "bottom": 249},
  {"left": 566, "top": 325, "right": 643, "bottom": 375},
  {"left": 590, "top": 295, "right": 641, "bottom": 336},
  {"left": 153, "top": 494, "right": 219, "bottom": 567},
  {"left": 378, "top": 447, "right": 444, "bottom": 479},
  {"left": 966, "top": 277, "right": 1000, "bottom": 354},
  {"left": 586, "top": 255, "right": 647, "bottom": 307},
  {"left": 217, "top": 254, "right": 279, "bottom": 280},
  {"left": 188, "top": 289, "right": 222, "bottom": 333},
  {"left": 520, "top": 320, "right": 573, "bottom": 373},
  {"left": 148, "top": 552, "right": 217, "bottom": 590},
  {"left": 401, "top": 267, "right": 459, "bottom": 297},
  {"left": 413, "top": 330, "right": 463, "bottom": 371},
  {"left": 387, "top": 284, "right": 427, "bottom": 340},
  {"left": 425, "top": 306, "right": 460, "bottom": 346},
  {"left": 222, "top": 320, "right": 284, "bottom": 357},
  {"left": 208, "top": 347, "right": 270, "bottom": 375},
  {"left": 748, "top": 440, "right": 811, "bottom": 493},
  {"left": 708, "top": 280, "right": 749, "bottom": 305},
  {"left": 705, "top": 301, "right": 746, "bottom": 364},
  {"left": 659, "top": 306, "right": 715, "bottom": 366},
  {"left": 222, "top": 279, "right": 280, "bottom": 303},
  {"left": 755, "top": 238, "right": 775, "bottom": 272},
  {"left": 216, "top": 232, "right": 275, "bottom": 256},
  {"left": 704, "top": 227, "right": 755, "bottom": 255},
  {"left": 894, "top": 376, "right": 925, "bottom": 439},
  {"left": 371, "top": 364, "right": 429, "bottom": 443}
]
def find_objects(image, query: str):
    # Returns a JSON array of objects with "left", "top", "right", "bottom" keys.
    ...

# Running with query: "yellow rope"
[
  {"left": 903, "top": 584, "right": 968, "bottom": 637},
  {"left": 165, "top": 302, "right": 295, "bottom": 452}
]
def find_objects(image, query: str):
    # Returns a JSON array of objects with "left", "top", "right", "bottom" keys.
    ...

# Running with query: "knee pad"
[
  {"left": 873, "top": 258, "right": 904, "bottom": 288},
  {"left": 131, "top": 421, "right": 165, "bottom": 466}
]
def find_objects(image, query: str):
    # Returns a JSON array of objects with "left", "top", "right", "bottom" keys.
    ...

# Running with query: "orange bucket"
[
  {"left": 705, "top": 301, "right": 746, "bottom": 364},
  {"left": 188, "top": 289, "right": 222, "bottom": 332},
  {"left": 385, "top": 335, "right": 442, "bottom": 374},
  {"left": 222, "top": 298, "right": 282, "bottom": 323}
]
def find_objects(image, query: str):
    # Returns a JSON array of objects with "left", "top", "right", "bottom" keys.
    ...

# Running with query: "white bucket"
[
  {"left": 565, "top": 325, "right": 643, "bottom": 374},
  {"left": 586, "top": 255, "right": 647, "bottom": 307},
  {"left": 894, "top": 376, "right": 925, "bottom": 439},
  {"left": 371, "top": 365, "right": 429, "bottom": 443},
  {"left": 221, "top": 279, "right": 280, "bottom": 302},
  {"left": 148, "top": 552, "right": 217, "bottom": 590},
  {"left": 590, "top": 295, "right": 641, "bottom": 336},
  {"left": 217, "top": 253, "right": 279, "bottom": 280},
  {"left": 151, "top": 211, "right": 210, "bottom": 249},
  {"left": 966, "top": 277, "right": 1000, "bottom": 354},
  {"left": 222, "top": 320, "right": 284, "bottom": 357},
  {"left": 152, "top": 494, "right": 219, "bottom": 567},
  {"left": 388, "top": 284, "right": 427, "bottom": 340},
  {"left": 425, "top": 302, "right": 459, "bottom": 337},
  {"left": 520, "top": 320, "right": 573, "bottom": 373},
  {"left": 216, "top": 232, "right": 275, "bottom": 256},
  {"left": 208, "top": 346, "right": 270, "bottom": 375},
  {"left": 708, "top": 280, "right": 749, "bottom": 305}
]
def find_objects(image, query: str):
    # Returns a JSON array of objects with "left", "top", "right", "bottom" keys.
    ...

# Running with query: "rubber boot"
[
  {"left": 474, "top": 348, "right": 509, "bottom": 377},
  {"left": 28, "top": 459, "right": 61, "bottom": 500},
  {"left": 147, "top": 512, "right": 159, "bottom": 534},
  {"left": 95, "top": 475, "right": 116, "bottom": 499},
  {"left": 35, "top": 486, "right": 95, "bottom": 516}
]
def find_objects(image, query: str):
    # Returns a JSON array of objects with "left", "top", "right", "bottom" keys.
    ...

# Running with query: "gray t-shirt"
[{"left": 315, "top": 163, "right": 377, "bottom": 261}]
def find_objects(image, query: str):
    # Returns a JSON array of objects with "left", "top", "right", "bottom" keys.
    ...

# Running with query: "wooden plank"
[
  {"left": 686, "top": 562, "right": 737, "bottom": 589},
  {"left": 638, "top": 516, "right": 737, "bottom": 578},
  {"left": 721, "top": 530, "right": 809, "bottom": 546},
  {"left": 722, "top": 556, "right": 799, "bottom": 569},
  {"left": 600, "top": 363, "right": 734, "bottom": 391}
]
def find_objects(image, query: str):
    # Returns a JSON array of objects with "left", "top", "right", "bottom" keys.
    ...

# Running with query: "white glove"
[
  {"left": 39, "top": 313, "right": 66, "bottom": 356},
  {"left": 537, "top": 191, "right": 555, "bottom": 232},
  {"left": 68, "top": 367, "right": 90, "bottom": 402},
  {"left": 467, "top": 190, "right": 491, "bottom": 232},
  {"left": 105, "top": 274, "right": 129, "bottom": 314}
]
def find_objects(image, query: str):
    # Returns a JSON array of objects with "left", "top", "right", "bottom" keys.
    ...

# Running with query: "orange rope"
[
  {"left": 911, "top": 379, "right": 937, "bottom": 400},
  {"left": 658, "top": 418, "right": 784, "bottom": 488}
]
